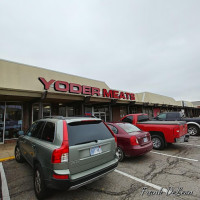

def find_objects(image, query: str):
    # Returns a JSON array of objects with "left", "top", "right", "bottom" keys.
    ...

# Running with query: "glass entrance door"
[
  {"left": 0, "top": 103, "right": 5, "bottom": 143},
  {"left": 94, "top": 112, "right": 106, "bottom": 122}
]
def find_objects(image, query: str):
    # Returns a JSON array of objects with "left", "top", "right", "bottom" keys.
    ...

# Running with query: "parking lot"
[{"left": 2, "top": 136, "right": 200, "bottom": 200}]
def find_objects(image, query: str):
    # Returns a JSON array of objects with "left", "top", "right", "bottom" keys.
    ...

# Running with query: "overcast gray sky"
[{"left": 0, "top": 0, "right": 200, "bottom": 101}]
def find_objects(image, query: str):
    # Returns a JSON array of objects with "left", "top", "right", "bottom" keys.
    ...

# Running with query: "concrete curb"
[
  {"left": 0, "top": 162, "right": 10, "bottom": 200},
  {"left": 0, "top": 171, "right": 2, "bottom": 200},
  {"left": 0, "top": 157, "right": 15, "bottom": 162}
]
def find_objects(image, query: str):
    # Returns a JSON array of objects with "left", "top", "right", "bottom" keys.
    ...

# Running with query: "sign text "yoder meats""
[{"left": 39, "top": 77, "right": 135, "bottom": 101}]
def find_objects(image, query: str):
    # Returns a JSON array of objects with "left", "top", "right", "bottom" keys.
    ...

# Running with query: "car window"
[
  {"left": 137, "top": 115, "right": 149, "bottom": 122},
  {"left": 122, "top": 116, "right": 133, "bottom": 123},
  {"left": 180, "top": 112, "right": 185, "bottom": 118},
  {"left": 157, "top": 113, "right": 166, "bottom": 120},
  {"left": 27, "top": 121, "right": 45, "bottom": 138},
  {"left": 67, "top": 120, "right": 113, "bottom": 146},
  {"left": 117, "top": 123, "right": 141, "bottom": 133},
  {"left": 41, "top": 122, "right": 55, "bottom": 142},
  {"left": 107, "top": 124, "right": 118, "bottom": 134},
  {"left": 167, "top": 113, "right": 177, "bottom": 120}
]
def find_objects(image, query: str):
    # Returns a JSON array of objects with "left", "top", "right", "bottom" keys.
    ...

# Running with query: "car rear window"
[
  {"left": 121, "top": 116, "right": 133, "bottom": 123},
  {"left": 67, "top": 120, "right": 113, "bottom": 146},
  {"left": 117, "top": 123, "right": 141, "bottom": 133}
]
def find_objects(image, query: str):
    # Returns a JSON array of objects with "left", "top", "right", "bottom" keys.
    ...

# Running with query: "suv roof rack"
[
  {"left": 43, "top": 116, "right": 65, "bottom": 119},
  {"left": 43, "top": 115, "right": 98, "bottom": 119},
  {"left": 73, "top": 115, "right": 97, "bottom": 118}
]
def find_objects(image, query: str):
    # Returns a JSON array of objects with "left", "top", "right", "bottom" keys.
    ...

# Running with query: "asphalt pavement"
[
  {"left": 0, "top": 172, "right": 2, "bottom": 200},
  {"left": 1, "top": 136, "right": 200, "bottom": 200}
]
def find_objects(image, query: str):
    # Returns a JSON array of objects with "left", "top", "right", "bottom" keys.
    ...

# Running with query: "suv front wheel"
[
  {"left": 34, "top": 164, "right": 48, "bottom": 200},
  {"left": 15, "top": 145, "right": 24, "bottom": 163}
]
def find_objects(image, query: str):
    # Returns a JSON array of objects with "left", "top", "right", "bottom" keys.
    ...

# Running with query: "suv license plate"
[
  {"left": 90, "top": 146, "right": 102, "bottom": 156},
  {"left": 143, "top": 137, "right": 148, "bottom": 143}
]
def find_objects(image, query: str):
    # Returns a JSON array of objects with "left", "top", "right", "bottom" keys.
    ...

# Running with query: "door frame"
[
  {"left": 93, "top": 111, "right": 106, "bottom": 122},
  {"left": 0, "top": 102, "right": 6, "bottom": 144}
]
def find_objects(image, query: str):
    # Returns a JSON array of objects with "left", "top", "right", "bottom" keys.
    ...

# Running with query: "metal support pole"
[
  {"left": 39, "top": 101, "right": 43, "bottom": 119},
  {"left": 81, "top": 103, "right": 85, "bottom": 116},
  {"left": 109, "top": 104, "right": 112, "bottom": 122},
  {"left": 127, "top": 105, "right": 130, "bottom": 114}
]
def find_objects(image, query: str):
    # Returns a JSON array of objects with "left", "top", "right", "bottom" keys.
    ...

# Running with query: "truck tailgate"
[{"left": 174, "top": 123, "right": 187, "bottom": 138}]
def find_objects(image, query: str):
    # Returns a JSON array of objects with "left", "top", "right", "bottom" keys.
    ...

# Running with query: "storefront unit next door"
[{"left": 93, "top": 112, "right": 106, "bottom": 122}]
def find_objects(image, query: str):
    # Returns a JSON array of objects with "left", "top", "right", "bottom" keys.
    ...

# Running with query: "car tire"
[
  {"left": 151, "top": 135, "right": 165, "bottom": 150},
  {"left": 188, "top": 125, "right": 199, "bottom": 136},
  {"left": 116, "top": 147, "right": 124, "bottom": 162},
  {"left": 34, "top": 164, "right": 48, "bottom": 200},
  {"left": 15, "top": 145, "right": 24, "bottom": 163}
]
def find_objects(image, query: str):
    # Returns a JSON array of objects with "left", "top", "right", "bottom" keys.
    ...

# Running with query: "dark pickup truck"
[{"left": 154, "top": 112, "right": 200, "bottom": 136}]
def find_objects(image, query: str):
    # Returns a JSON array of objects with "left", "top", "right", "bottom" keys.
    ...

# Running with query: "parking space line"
[
  {"left": 177, "top": 143, "right": 200, "bottom": 147},
  {"left": 0, "top": 162, "right": 10, "bottom": 200},
  {"left": 151, "top": 151, "right": 198, "bottom": 162},
  {"left": 114, "top": 169, "right": 168, "bottom": 193}
]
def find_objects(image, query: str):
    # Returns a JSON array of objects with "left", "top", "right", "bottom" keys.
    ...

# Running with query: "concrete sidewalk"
[{"left": 0, "top": 141, "right": 16, "bottom": 162}]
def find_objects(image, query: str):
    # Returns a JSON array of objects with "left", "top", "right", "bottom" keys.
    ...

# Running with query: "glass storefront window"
[
  {"left": 32, "top": 103, "right": 51, "bottom": 122},
  {"left": 130, "top": 107, "right": 137, "bottom": 114},
  {"left": 33, "top": 104, "right": 39, "bottom": 122},
  {"left": 66, "top": 105, "right": 81, "bottom": 117},
  {"left": 59, "top": 106, "right": 66, "bottom": 117},
  {"left": 93, "top": 106, "right": 110, "bottom": 122},
  {"left": 85, "top": 107, "right": 92, "bottom": 116},
  {"left": 66, "top": 107, "right": 74, "bottom": 117},
  {"left": 120, "top": 106, "right": 127, "bottom": 118},
  {"left": 43, "top": 104, "right": 51, "bottom": 118},
  {"left": 0, "top": 103, "right": 5, "bottom": 143},
  {"left": 5, "top": 103, "right": 23, "bottom": 140}
]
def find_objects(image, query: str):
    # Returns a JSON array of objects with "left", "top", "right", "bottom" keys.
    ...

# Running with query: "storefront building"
[{"left": 0, "top": 59, "right": 199, "bottom": 144}]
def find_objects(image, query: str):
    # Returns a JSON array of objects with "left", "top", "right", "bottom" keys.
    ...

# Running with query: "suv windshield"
[
  {"left": 67, "top": 120, "right": 113, "bottom": 146},
  {"left": 117, "top": 123, "right": 141, "bottom": 133}
]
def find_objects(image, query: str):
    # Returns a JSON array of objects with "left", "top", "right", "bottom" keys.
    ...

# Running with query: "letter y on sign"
[{"left": 39, "top": 77, "right": 55, "bottom": 90}]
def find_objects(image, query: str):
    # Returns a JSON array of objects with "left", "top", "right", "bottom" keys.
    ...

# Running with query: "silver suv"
[{"left": 15, "top": 117, "right": 118, "bottom": 199}]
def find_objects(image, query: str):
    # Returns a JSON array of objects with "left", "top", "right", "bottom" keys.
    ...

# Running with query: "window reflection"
[
  {"left": 0, "top": 103, "right": 5, "bottom": 143},
  {"left": 67, "top": 107, "right": 74, "bottom": 117},
  {"left": 33, "top": 104, "right": 39, "bottom": 122},
  {"left": 59, "top": 106, "right": 66, "bottom": 117},
  {"left": 43, "top": 104, "right": 51, "bottom": 118},
  {"left": 5, "top": 103, "right": 23, "bottom": 139},
  {"left": 93, "top": 106, "right": 109, "bottom": 122},
  {"left": 32, "top": 103, "right": 51, "bottom": 121}
]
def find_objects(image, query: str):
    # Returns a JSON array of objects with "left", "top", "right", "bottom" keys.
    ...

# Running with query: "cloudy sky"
[{"left": 0, "top": 0, "right": 200, "bottom": 101}]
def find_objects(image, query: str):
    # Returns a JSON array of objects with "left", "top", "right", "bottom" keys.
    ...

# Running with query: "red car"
[{"left": 106, "top": 122, "right": 153, "bottom": 161}]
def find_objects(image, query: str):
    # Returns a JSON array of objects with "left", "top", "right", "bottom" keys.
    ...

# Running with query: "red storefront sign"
[{"left": 39, "top": 77, "right": 135, "bottom": 101}]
